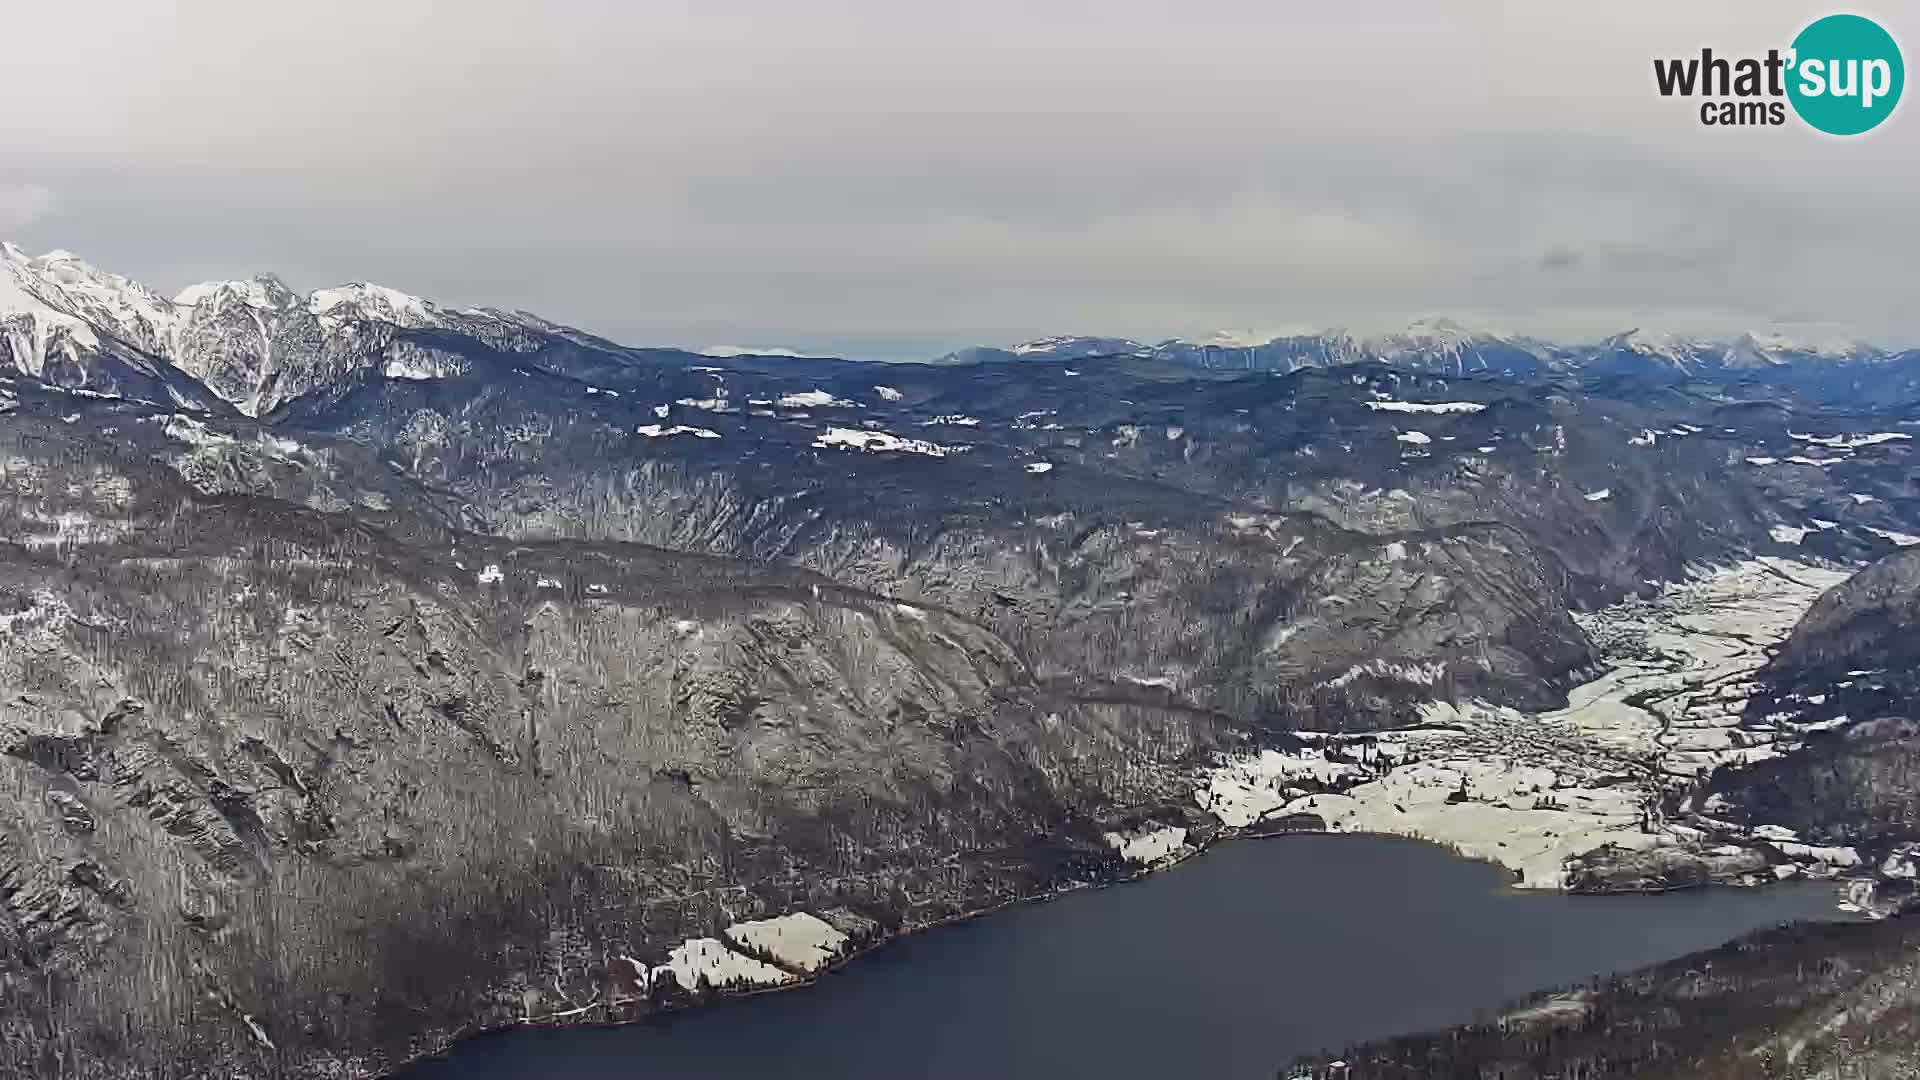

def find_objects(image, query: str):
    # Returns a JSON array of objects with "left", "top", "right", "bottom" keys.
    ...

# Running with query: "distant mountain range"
[
  {"left": 936, "top": 318, "right": 1900, "bottom": 380},
  {"left": 8, "top": 244, "right": 1920, "bottom": 423}
]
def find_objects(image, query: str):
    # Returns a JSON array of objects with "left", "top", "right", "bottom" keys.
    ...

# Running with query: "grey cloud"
[
  {"left": 1539, "top": 248, "right": 1582, "bottom": 272},
  {"left": 4, "top": 1, "right": 1918, "bottom": 354}
]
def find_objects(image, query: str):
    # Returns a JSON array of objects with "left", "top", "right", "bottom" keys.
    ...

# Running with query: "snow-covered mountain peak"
[
  {"left": 0, "top": 245, "right": 218, "bottom": 401},
  {"left": 2, "top": 244, "right": 150, "bottom": 374},
  {"left": 1733, "top": 326, "right": 1880, "bottom": 362},
  {"left": 0, "top": 241, "right": 624, "bottom": 414},
  {"left": 1, "top": 249, "right": 64, "bottom": 315},
  {"left": 1608, "top": 327, "right": 1713, "bottom": 355},
  {"left": 174, "top": 275, "right": 301, "bottom": 312},
  {"left": 2, "top": 251, "right": 103, "bottom": 376},
  {"left": 696, "top": 344, "right": 838, "bottom": 359},
  {"left": 1195, "top": 329, "right": 1270, "bottom": 349},
  {"left": 1405, "top": 315, "right": 1474, "bottom": 338},
  {"left": 1595, "top": 328, "right": 1728, "bottom": 372},
  {"left": 3, "top": 244, "right": 184, "bottom": 355},
  {"left": 1356, "top": 318, "right": 1538, "bottom": 368},
  {"left": 1369, "top": 316, "right": 1512, "bottom": 348},
  {"left": 1011, "top": 335, "right": 1094, "bottom": 356},
  {"left": 309, "top": 282, "right": 437, "bottom": 327},
  {"left": 1006, "top": 335, "right": 1155, "bottom": 359}
]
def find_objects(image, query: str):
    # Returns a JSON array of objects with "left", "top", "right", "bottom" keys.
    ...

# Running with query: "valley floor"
[{"left": 1192, "top": 558, "right": 1873, "bottom": 895}]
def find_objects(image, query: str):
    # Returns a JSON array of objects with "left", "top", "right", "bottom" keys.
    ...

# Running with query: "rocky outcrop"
[{"left": 1563, "top": 844, "right": 1770, "bottom": 894}]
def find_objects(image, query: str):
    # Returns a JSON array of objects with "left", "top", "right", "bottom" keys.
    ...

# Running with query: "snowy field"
[
  {"left": 1103, "top": 824, "right": 1192, "bottom": 866},
  {"left": 648, "top": 910, "right": 853, "bottom": 991},
  {"left": 724, "top": 913, "right": 851, "bottom": 974},
  {"left": 654, "top": 937, "right": 795, "bottom": 992},
  {"left": 1197, "top": 559, "right": 1861, "bottom": 890}
]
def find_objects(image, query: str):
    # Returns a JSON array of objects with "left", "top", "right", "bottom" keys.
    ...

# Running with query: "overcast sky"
[{"left": 4, "top": 2, "right": 1916, "bottom": 357}]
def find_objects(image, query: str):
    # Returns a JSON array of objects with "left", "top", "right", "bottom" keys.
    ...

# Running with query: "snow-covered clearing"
[
  {"left": 1104, "top": 825, "right": 1190, "bottom": 866},
  {"left": 654, "top": 938, "right": 794, "bottom": 991},
  {"left": 724, "top": 913, "right": 850, "bottom": 974},
  {"left": 1198, "top": 749, "right": 1373, "bottom": 827},
  {"left": 647, "top": 911, "right": 852, "bottom": 991}
]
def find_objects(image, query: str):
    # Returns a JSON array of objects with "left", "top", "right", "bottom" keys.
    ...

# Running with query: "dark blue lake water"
[{"left": 404, "top": 834, "right": 1844, "bottom": 1079}]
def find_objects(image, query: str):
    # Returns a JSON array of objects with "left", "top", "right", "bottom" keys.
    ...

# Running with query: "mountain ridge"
[
  {"left": 940, "top": 322, "right": 1900, "bottom": 374},
  {"left": 7, "top": 244, "right": 1919, "bottom": 420},
  {"left": 2, "top": 244, "right": 639, "bottom": 417}
]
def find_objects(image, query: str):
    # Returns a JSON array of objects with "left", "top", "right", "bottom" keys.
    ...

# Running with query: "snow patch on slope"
[
  {"left": 775, "top": 389, "right": 854, "bottom": 409},
  {"left": 1366, "top": 400, "right": 1486, "bottom": 415},
  {"left": 636, "top": 424, "right": 721, "bottom": 439},
  {"left": 813, "top": 427, "right": 963, "bottom": 457}
]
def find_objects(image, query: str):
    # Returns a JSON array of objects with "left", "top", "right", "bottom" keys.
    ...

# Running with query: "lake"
[{"left": 402, "top": 834, "right": 1845, "bottom": 1079}]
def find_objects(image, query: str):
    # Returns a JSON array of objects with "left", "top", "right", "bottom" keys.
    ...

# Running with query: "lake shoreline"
[{"left": 384, "top": 815, "right": 1842, "bottom": 1078}]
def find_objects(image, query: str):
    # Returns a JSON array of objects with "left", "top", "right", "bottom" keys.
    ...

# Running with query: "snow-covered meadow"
[
  {"left": 724, "top": 912, "right": 851, "bottom": 974},
  {"left": 1103, "top": 824, "right": 1192, "bottom": 867},
  {"left": 647, "top": 911, "right": 854, "bottom": 992}
]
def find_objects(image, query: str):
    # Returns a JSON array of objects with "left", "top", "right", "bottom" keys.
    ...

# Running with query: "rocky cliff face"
[{"left": 0, "top": 416, "right": 1241, "bottom": 1077}]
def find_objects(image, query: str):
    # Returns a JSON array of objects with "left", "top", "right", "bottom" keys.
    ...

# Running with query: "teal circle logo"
[{"left": 1787, "top": 14, "right": 1904, "bottom": 135}]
